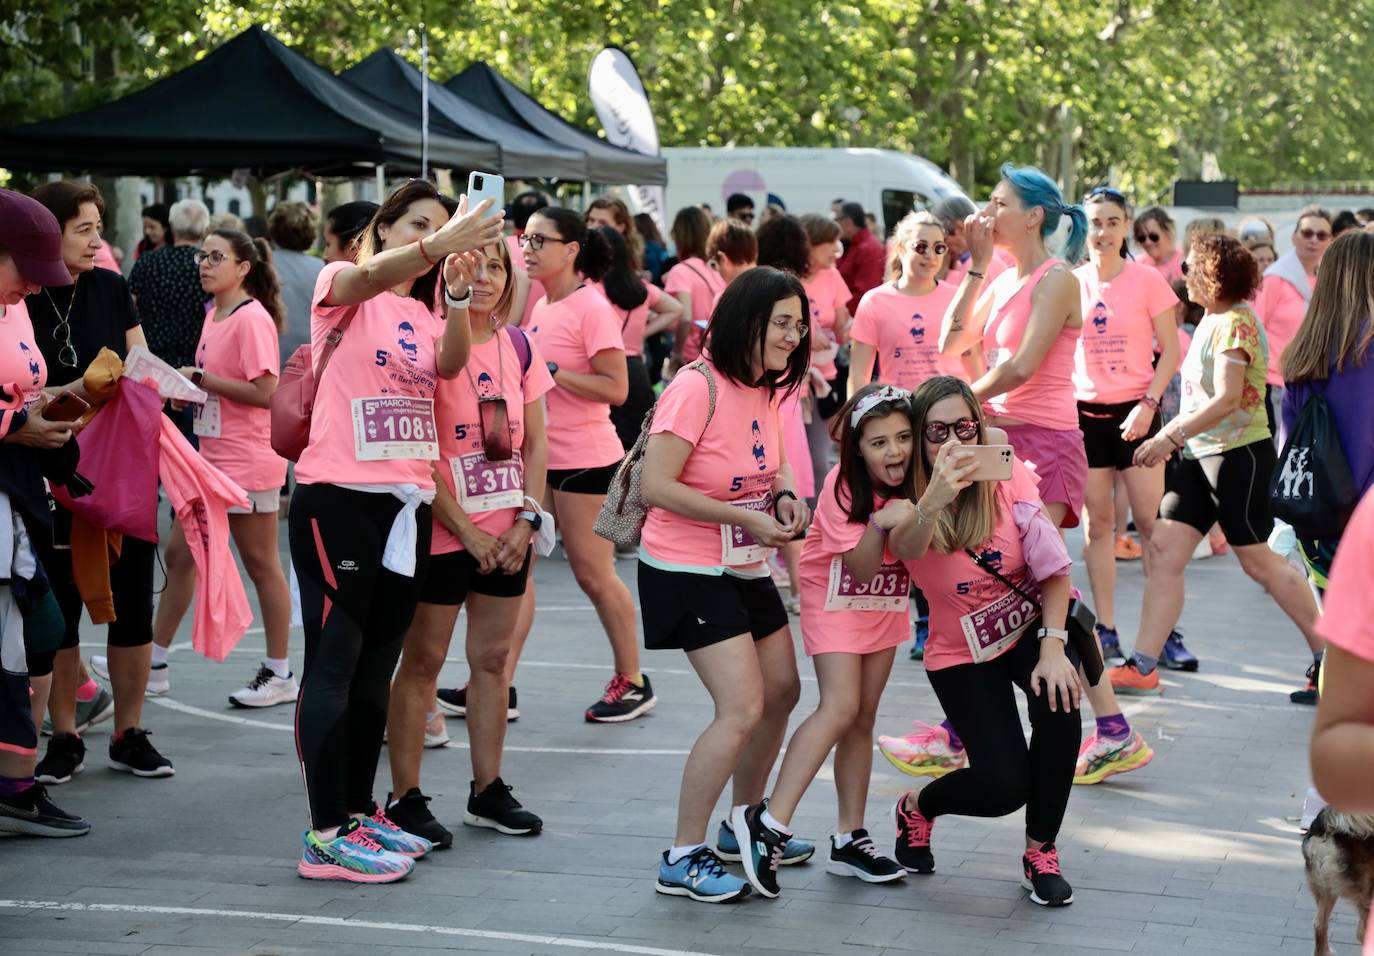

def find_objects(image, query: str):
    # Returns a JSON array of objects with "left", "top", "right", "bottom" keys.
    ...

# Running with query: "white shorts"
[{"left": 229, "top": 488, "right": 282, "bottom": 516}]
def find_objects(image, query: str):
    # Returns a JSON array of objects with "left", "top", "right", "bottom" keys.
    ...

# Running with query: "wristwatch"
[
  {"left": 1037, "top": 626, "right": 1069, "bottom": 644},
  {"left": 516, "top": 510, "right": 543, "bottom": 531},
  {"left": 190, "top": 369, "right": 205, "bottom": 386},
  {"left": 771, "top": 489, "right": 798, "bottom": 516},
  {"left": 546, "top": 361, "right": 559, "bottom": 377},
  {"left": 444, "top": 285, "right": 473, "bottom": 310}
]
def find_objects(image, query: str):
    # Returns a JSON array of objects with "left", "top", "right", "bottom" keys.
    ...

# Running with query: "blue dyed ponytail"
[{"left": 1000, "top": 163, "right": 1088, "bottom": 264}]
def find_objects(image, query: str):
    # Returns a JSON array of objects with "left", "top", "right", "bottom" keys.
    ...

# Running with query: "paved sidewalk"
[{"left": 0, "top": 536, "right": 1355, "bottom": 955}]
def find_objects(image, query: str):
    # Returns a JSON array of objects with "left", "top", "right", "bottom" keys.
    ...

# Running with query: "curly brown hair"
[{"left": 1187, "top": 233, "right": 1260, "bottom": 305}]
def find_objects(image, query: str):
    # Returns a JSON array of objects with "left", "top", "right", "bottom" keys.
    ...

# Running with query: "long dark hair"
[
  {"left": 357, "top": 179, "right": 453, "bottom": 310},
  {"left": 597, "top": 225, "right": 648, "bottom": 312},
  {"left": 211, "top": 228, "right": 284, "bottom": 331},
  {"left": 532, "top": 206, "right": 613, "bottom": 282},
  {"left": 829, "top": 383, "right": 917, "bottom": 525},
  {"left": 704, "top": 266, "right": 809, "bottom": 398},
  {"left": 756, "top": 214, "right": 810, "bottom": 276}
]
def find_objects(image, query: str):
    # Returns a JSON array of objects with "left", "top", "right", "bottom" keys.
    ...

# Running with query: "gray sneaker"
[{"left": 41, "top": 687, "right": 115, "bottom": 737}]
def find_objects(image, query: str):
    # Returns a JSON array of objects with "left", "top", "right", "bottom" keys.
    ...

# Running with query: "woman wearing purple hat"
[{"left": 0, "top": 187, "right": 91, "bottom": 837}]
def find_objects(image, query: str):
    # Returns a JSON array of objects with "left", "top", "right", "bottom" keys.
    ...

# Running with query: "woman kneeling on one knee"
[{"left": 887, "top": 375, "right": 1083, "bottom": 908}]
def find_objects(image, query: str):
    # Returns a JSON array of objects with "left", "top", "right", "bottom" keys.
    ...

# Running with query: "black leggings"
[
  {"left": 289, "top": 483, "right": 431, "bottom": 830},
  {"left": 917, "top": 632, "right": 1081, "bottom": 844},
  {"left": 610, "top": 354, "right": 654, "bottom": 451}
]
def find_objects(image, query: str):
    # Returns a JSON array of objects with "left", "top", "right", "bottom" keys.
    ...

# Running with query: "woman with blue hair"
[{"left": 939, "top": 163, "right": 1089, "bottom": 531}]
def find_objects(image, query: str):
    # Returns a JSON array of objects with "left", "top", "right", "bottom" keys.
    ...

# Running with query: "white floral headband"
[{"left": 850, "top": 385, "right": 912, "bottom": 429}]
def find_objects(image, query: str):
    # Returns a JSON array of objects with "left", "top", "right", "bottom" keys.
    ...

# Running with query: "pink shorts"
[{"left": 1002, "top": 423, "right": 1087, "bottom": 529}]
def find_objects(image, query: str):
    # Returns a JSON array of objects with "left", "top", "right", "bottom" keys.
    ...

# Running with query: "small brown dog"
[{"left": 1302, "top": 807, "right": 1374, "bottom": 955}]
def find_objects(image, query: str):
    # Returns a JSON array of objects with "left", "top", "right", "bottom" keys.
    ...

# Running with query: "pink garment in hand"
[{"left": 1010, "top": 499, "right": 1073, "bottom": 582}]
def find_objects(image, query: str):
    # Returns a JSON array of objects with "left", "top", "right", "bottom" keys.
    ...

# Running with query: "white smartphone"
[
  {"left": 964, "top": 444, "right": 1014, "bottom": 482},
  {"left": 466, "top": 171, "right": 505, "bottom": 219}
]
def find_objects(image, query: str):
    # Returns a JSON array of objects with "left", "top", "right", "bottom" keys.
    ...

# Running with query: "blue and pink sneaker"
[
  {"left": 361, "top": 804, "right": 434, "bottom": 858},
  {"left": 297, "top": 818, "right": 414, "bottom": 883}
]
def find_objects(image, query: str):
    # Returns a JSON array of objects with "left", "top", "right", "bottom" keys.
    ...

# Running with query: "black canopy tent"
[
  {"left": 446, "top": 63, "right": 667, "bottom": 186},
  {"left": 341, "top": 50, "right": 589, "bottom": 181},
  {"left": 0, "top": 26, "right": 496, "bottom": 176}
]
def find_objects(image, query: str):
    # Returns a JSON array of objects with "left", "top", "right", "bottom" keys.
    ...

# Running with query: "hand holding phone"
[
  {"left": 467, "top": 171, "right": 506, "bottom": 220},
  {"left": 962, "top": 444, "right": 1014, "bottom": 482},
  {"left": 42, "top": 390, "right": 91, "bottom": 423}
]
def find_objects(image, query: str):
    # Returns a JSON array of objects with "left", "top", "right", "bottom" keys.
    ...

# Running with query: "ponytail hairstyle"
[
  {"left": 596, "top": 225, "right": 649, "bottom": 312},
  {"left": 1000, "top": 163, "right": 1087, "bottom": 264},
  {"left": 586, "top": 197, "right": 644, "bottom": 269},
  {"left": 1082, "top": 186, "right": 1132, "bottom": 259},
  {"left": 888, "top": 210, "right": 944, "bottom": 280},
  {"left": 533, "top": 206, "right": 613, "bottom": 282},
  {"left": 211, "top": 228, "right": 285, "bottom": 331},
  {"left": 829, "top": 383, "right": 918, "bottom": 525}
]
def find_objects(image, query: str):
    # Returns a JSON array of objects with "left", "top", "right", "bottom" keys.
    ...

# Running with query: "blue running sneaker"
[
  {"left": 1096, "top": 624, "right": 1125, "bottom": 666},
  {"left": 1158, "top": 630, "right": 1199, "bottom": 672},
  {"left": 298, "top": 818, "right": 414, "bottom": 883},
  {"left": 716, "top": 818, "right": 815, "bottom": 865},
  {"left": 656, "top": 847, "right": 750, "bottom": 903},
  {"left": 361, "top": 805, "right": 434, "bottom": 858},
  {"left": 909, "top": 617, "right": 929, "bottom": 660}
]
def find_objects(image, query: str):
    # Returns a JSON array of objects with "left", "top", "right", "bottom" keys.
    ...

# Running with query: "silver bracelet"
[{"left": 915, "top": 500, "right": 936, "bottom": 525}]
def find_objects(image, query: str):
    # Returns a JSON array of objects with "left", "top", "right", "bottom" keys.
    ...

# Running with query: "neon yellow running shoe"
[
  {"left": 877, "top": 722, "right": 968, "bottom": 778},
  {"left": 1073, "top": 731, "right": 1154, "bottom": 785}
]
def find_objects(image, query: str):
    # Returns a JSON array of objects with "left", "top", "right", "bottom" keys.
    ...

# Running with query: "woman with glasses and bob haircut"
[
  {"left": 639, "top": 266, "right": 813, "bottom": 904},
  {"left": 1133, "top": 207, "right": 1184, "bottom": 283},
  {"left": 885, "top": 375, "right": 1082, "bottom": 908}
]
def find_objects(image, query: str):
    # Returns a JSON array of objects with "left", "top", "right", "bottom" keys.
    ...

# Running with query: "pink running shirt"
[
  {"left": 1072, "top": 260, "right": 1179, "bottom": 404},
  {"left": 980, "top": 258, "right": 1081, "bottom": 429},
  {"left": 1254, "top": 273, "right": 1316, "bottom": 387},
  {"left": 640, "top": 362, "right": 785, "bottom": 569},
  {"left": 0, "top": 300, "right": 47, "bottom": 419},
  {"left": 663, "top": 257, "right": 726, "bottom": 362},
  {"left": 592, "top": 279, "right": 661, "bottom": 358},
  {"left": 1143, "top": 248, "right": 1185, "bottom": 285},
  {"left": 798, "top": 465, "right": 910, "bottom": 656},
  {"left": 527, "top": 284, "right": 626, "bottom": 470},
  {"left": 431, "top": 328, "right": 556, "bottom": 554},
  {"left": 803, "top": 266, "right": 852, "bottom": 379},
  {"left": 192, "top": 298, "right": 287, "bottom": 492},
  {"left": 295, "top": 261, "right": 444, "bottom": 488},
  {"left": 1316, "top": 490, "right": 1374, "bottom": 663},
  {"left": 850, "top": 280, "right": 964, "bottom": 389}
]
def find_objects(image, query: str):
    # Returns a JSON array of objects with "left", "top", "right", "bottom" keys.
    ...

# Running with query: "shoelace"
[
  {"left": 599, "top": 673, "right": 632, "bottom": 704},
  {"left": 368, "top": 808, "right": 403, "bottom": 833},
  {"left": 247, "top": 666, "right": 274, "bottom": 691},
  {"left": 903, "top": 720, "right": 946, "bottom": 744},
  {"left": 686, "top": 847, "right": 727, "bottom": 878},
  {"left": 767, "top": 836, "right": 786, "bottom": 870},
  {"left": 852, "top": 838, "right": 884, "bottom": 859},
  {"left": 1024, "top": 844, "right": 1061, "bottom": 875},
  {"left": 898, "top": 800, "right": 933, "bottom": 845},
  {"left": 342, "top": 824, "right": 386, "bottom": 853}
]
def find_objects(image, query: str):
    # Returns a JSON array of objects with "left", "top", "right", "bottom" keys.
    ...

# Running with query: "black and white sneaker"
[
  {"left": 585, "top": 673, "right": 656, "bottom": 723},
  {"left": 436, "top": 684, "right": 520, "bottom": 721},
  {"left": 730, "top": 801, "right": 787, "bottom": 899},
  {"left": 36, "top": 733, "right": 85, "bottom": 786},
  {"left": 385, "top": 788, "right": 452, "bottom": 849},
  {"left": 1022, "top": 842, "right": 1074, "bottom": 906},
  {"left": 108, "top": 729, "right": 174, "bottom": 778},
  {"left": 463, "top": 778, "right": 542, "bottom": 835},
  {"left": 0, "top": 784, "right": 91, "bottom": 837},
  {"left": 826, "top": 830, "right": 906, "bottom": 883}
]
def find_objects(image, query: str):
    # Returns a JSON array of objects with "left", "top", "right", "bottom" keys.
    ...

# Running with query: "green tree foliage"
[{"left": 4, "top": 0, "right": 1371, "bottom": 195}]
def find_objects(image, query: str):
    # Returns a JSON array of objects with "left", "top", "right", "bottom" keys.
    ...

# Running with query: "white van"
[{"left": 661, "top": 147, "right": 971, "bottom": 235}]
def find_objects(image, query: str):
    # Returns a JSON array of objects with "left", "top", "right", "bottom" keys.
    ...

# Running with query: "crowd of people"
[{"left": 0, "top": 168, "right": 1371, "bottom": 927}]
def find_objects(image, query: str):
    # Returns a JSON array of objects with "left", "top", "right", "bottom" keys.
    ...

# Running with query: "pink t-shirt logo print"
[
  {"left": 397, "top": 321, "right": 419, "bottom": 361},
  {"left": 751, "top": 420, "right": 767, "bottom": 471},
  {"left": 1091, "top": 302, "right": 1109, "bottom": 334},
  {"left": 910, "top": 316, "right": 925, "bottom": 346},
  {"left": 978, "top": 548, "right": 1004, "bottom": 572}
]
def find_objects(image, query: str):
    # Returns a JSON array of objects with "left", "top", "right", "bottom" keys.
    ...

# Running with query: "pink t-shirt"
[
  {"left": 527, "top": 284, "right": 625, "bottom": 471},
  {"left": 981, "top": 259, "right": 1081, "bottom": 430},
  {"left": 798, "top": 465, "right": 911, "bottom": 656},
  {"left": 803, "top": 267, "right": 852, "bottom": 380},
  {"left": 851, "top": 280, "right": 964, "bottom": 389},
  {"left": 907, "top": 459, "right": 1063, "bottom": 671},
  {"left": 192, "top": 299, "right": 286, "bottom": 492},
  {"left": 947, "top": 248, "right": 1013, "bottom": 287},
  {"left": 506, "top": 234, "right": 544, "bottom": 329},
  {"left": 1072, "top": 260, "right": 1179, "bottom": 404},
  {"left": 592, "top": 280, "right": 662, "bottom": 358},
  {"left": 95, "top": 240, "right": 120, "bottom": 273},
  {"left": 431, "top": 328, "right": 556, "bottom": 554},
  {"left": 295, "top": 260, "right": 443, "bottom": 488},
  {"left": 640, "top": 362, "right": 784, "bottom": 569},
  {"left": 1142, "top": 248, "right": 1185, "bottom": 285},
  {"left": 664, "top": 257, "right": 726, "bottom": 362},
  {"left": 1316, "top": 490, "right": 1374, "bottom": 662},
  {"left": 1254, "top": 273, "right": 1315, "bottom": 387},
  {"left": 0, "top": 300, "right": 48, "bottom": 422}
]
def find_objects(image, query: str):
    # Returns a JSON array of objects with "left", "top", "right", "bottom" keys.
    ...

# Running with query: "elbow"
[
  {"left": 1000, "top": 363, "right": 1034, "bottom": 391},
  {"left": 436, "top": 350, "right": 470, "bottom": 380},
  {"left": 609, "top": 382, "right": 629, "bottom": 406}
]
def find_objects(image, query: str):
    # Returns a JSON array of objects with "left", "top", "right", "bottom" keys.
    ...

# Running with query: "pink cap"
[{"left": 0, "top": 189, "right": 73, "bottom": 287}]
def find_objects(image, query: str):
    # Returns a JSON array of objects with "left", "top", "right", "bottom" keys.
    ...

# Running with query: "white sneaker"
[
  {"left": 228, "top": 664, "right": 299, "bottom": 708},
  {"left": 424, "top": 711, "right": 450, "bottom": 748},
  {"left": 1190, "top": 538, "right": 1213, "bottom": 561},
  {"left": 92, "top": 655, "right": 170, "bottom": 695}
]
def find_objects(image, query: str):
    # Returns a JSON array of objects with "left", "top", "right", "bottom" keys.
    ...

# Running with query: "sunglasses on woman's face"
[
  {"left": 924, "top": 418, "right": 979, "bottom": 443},
  {"left": 910, "top": 240, "right": 949, "bottom": 257},
  {"left": 1298, "top": 228, "right": 1331, "bottom": 242},
  {"left": 1135, "top": 231, "right": 1161, "bottom": 244}
]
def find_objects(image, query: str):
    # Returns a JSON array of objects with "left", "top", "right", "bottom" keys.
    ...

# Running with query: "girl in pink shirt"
[
  {"left": 388, "top": 239, "right": 554, "bottom": 845},
  {"left": 733, "top": 385, "right": 917, "bottom": 897},
  {"left": 799, "top": 215, "right": 854, "bottom": 499},
  {"left": 886, "top": 376, "right": 1082, "bottom": 908},
  {"left": 288, "top": 180, "right": 503, "bottom": 884},
  {"left": 156, "top": 230, "right": 294, "bottom": 710},
  {"left": 940, "top": 163, "right": 1088, "bottom": 530},
  {"left": 639, "top": 267, "right": 813, "bottom": 903},
  {"left": 1133, "top": 207, "right": 1184, "bottom": 284},
  {"left": 664, "top": 206, "right": 725, "bottom": 368},
  {"left": 519, "top": 208, "right": 649, "bottom": 723}
]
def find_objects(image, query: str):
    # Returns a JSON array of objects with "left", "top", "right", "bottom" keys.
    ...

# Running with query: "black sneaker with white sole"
[
  {"left": 1022, "top": 842, "right": 1074, "bottom": 906},
  {"left": 585, "top": 673, "right": 656, "bottom": 723},
  {"left": 826, "top": 830, "right": 906, "bottom": 883},
  {"left": 36, "top": 733, "right": 85, "bottom": 786},
  {"left": 731, "top": 801, "right": 787, "bottom": 899},
  {"left": 385, "top": 788, "right": 453, "bottom": 849},
  {"left": 463, "top": 778, "right": 542, "bottom": 835},
  {"left": 108, "top": 729, "right": 174, "bottom": 778},
  {"left": 0, "top": 784, "right": 91, "bottom": 837},
  {"left": 436, "top": 684, "right": 520, "bottom": 721}
]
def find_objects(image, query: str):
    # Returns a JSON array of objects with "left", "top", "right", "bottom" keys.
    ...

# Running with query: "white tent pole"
[
  {"left": 420, "top": 25, "right": 430, "bottom": 180},
  {"left": 375, "top": 164, "right": 386, "bottom": 200}
]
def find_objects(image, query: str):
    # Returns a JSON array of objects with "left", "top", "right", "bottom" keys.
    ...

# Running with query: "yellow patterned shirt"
[{"left": 1179, "top": 305, "right": 1271, "bottom": 459}]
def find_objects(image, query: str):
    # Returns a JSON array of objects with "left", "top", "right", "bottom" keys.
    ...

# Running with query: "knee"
[
  {"left": 242, "top": 551, "right": 284, "bottom": 586},
  {"left": 397, "top": 639, "right": 447, "bottom": 682},
  {"left": 569, "top": 559, "right": 614, "bottom": 598},
  {"left": 990, "top": 759, "right": 1032, "bottom": 815},
  {"left": 1235, "top": 549, "right": 1281, "bottom": 589},
  {"left": 467, "top": 641, "right": 510, "bottom": 679},
  {"left": 1082, "top": 503, "right": 1115, "bottom": 542},
  {"left": 720, "top": 694, "right": 766, "bottom": 733},
  {"left": 765, "top": 672, "right": 802, "bottom": 717}
]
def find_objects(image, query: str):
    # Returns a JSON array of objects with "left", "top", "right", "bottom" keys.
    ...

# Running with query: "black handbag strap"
[{"left": 965, "top": 548, "right": 1041, "bottom": 610}]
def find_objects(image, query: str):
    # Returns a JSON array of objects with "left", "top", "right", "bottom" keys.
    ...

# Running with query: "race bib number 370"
[{"left": 351, "top": 396, "right": 439, "bottom": 461}]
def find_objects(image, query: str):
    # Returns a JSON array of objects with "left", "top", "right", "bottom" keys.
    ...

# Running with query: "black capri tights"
[
  {"left": 289, "top": 483, "right": 431, "bottom": 831},
  {"left": 917, "top": 632, "right": 1081, "bottom": 844}
]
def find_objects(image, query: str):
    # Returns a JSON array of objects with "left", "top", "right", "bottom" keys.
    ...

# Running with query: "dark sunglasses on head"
[
  {"left": 910, "top": 240, "right": 949, "bottom": 256},
  {"left": 1084, "top": 185, "right": 1128, "bottom": 207},
  {"left": 924, "top": 418, "right": 979, "bottom": 443},
  {"left": 1298, "top": 228, "right": 1331, "bottom": 242},
  {"left": 1135, "top": 231, "right": 1161, "bottom": 244}
]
